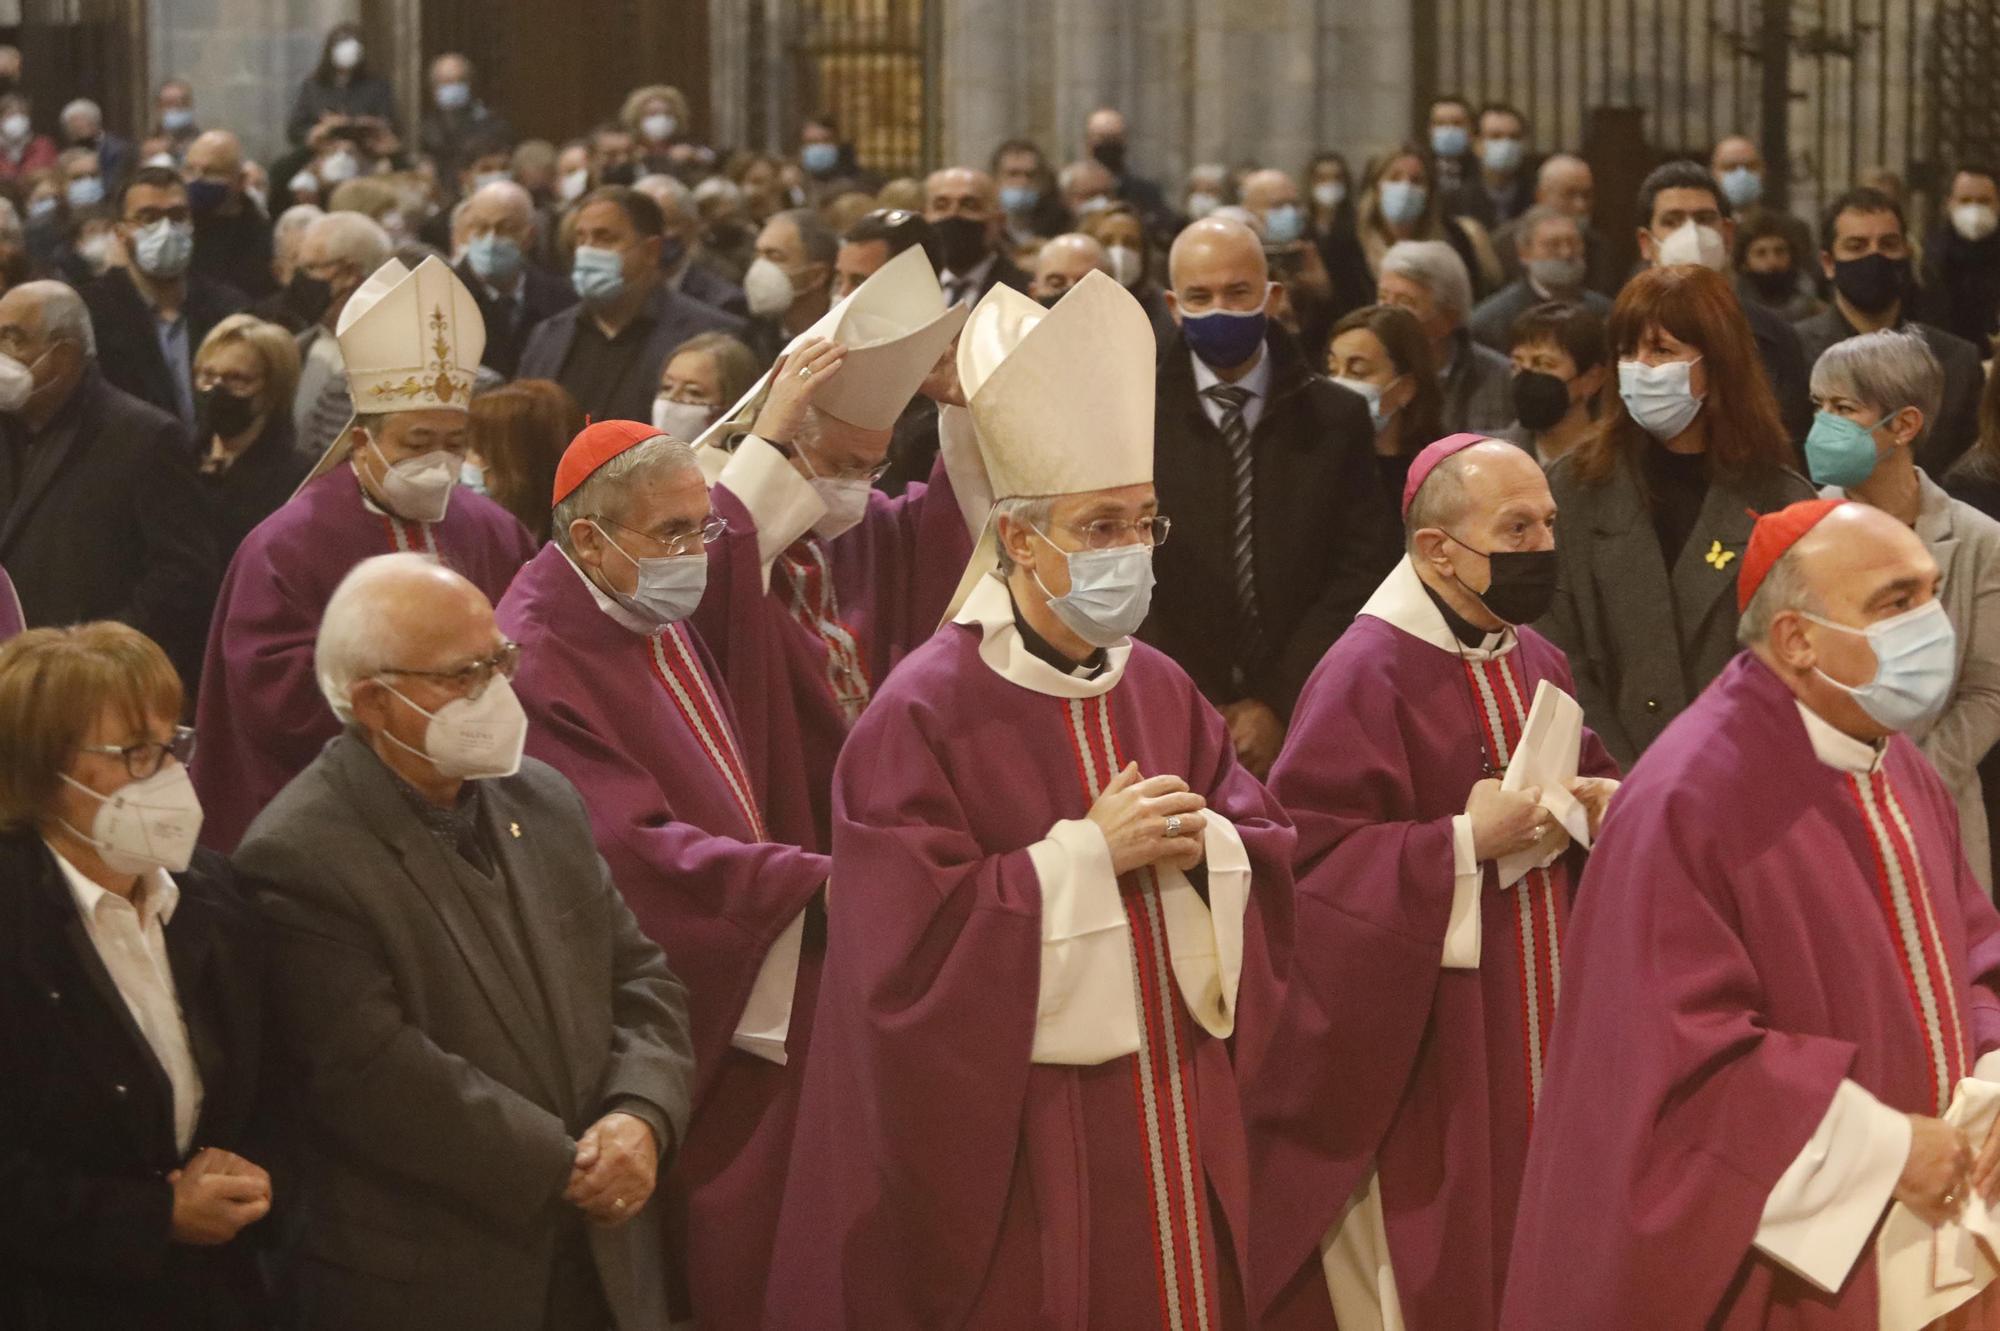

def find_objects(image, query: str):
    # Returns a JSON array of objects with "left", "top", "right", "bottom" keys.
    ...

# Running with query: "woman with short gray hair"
[{"left": 1808, "top": 326, "right": 2000, "bottom": 887}]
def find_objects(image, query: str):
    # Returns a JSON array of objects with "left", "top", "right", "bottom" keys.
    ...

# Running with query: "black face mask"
[
  {"left": 1036, "top": 291, "right": 1061, "bottom": 309},
  {"left": 1447, "top": 533, "right": 1559, "bottom": 626},
  {"left": 1511, "top": 370, "right": 1574, "bottom": 433},
  {"left": 599, "top": 162, "right": 637, "bottom": 188},
  {"left": 197, "top": 383, "right": 260, "bottom": 440},
  {"left": 1092, "top": 139, "right": 1128, "bottom": 175},
  {"left": 932, "top": 214, "right": 990, "bottom": 274},
  {"left": 286, "top": 269, "right": 333, "bottom": 324},
  {"left": 1832, "top": 252, "right": 1909, "bottom": 315},
  {"left": 1744, "top": 267, "right": 1796, "bottom": 301}
]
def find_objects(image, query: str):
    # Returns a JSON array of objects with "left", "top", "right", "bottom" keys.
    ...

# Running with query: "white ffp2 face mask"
[
  {"left": 59, "top": 765, "right": 205, "bottom": 875},
  {"left": 1654, "top": 220, "right": 1729, "bottom": 271},
  {"left": 379, "top": 674, "right": 528, "bottom": 780},
  {"left": 366, "top": 434, "right": 459, "bottom": 523}
]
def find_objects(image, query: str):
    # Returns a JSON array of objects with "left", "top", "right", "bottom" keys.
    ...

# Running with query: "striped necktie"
[{"left": 1202, "top": 381, "right": 1262, "bottom": 657}]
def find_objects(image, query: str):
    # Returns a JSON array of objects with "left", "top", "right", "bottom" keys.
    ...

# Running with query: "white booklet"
[{"left": 1495, "top": 679, "right": 1593, "bottom": 890}]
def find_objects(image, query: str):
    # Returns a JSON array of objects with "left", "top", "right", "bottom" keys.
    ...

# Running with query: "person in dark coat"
[
  {"left": 1141, "top": 217, "right": 1401, "bottom": 777},
  {"left": 0, "top": 281, "right": 218, "bottom": 696},
  {"left": 452, "top": 180, "right": 577, "bottom": 381},
  {"left": 0, "top": 620, "right": 273, "bottom": 1331},
  {"left": 517, "top": 186, "right": 746, "bottom": 424},
  {"left": 286, "top": 23, "right": 398, "bottom": 148},
  {"left": 1919, "top": 166, "right": 2000, "bottom": 354},
  {"left": 184, "top": 131, "right": 274, "bottom": 301},
  {"left": 418, "top": 52, "right": 511, "bottom": 186},
  {"left": 82, "top": 167, "right": 247, "bottom": 430},
  {"left": 191, "top": 314, "right": 312, "bottom": 563}
]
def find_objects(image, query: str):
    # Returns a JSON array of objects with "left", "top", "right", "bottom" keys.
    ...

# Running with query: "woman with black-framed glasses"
[{"left": 0, "top": 621, "right": 273, "bottom": 1328}]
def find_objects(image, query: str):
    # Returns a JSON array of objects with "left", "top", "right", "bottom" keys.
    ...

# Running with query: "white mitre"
[
  {"left": 940, "top": 268, "right": 1156, "bottom": 622},
  {"left": 300, "top": 255, "right": 487, "bottom": 486}
]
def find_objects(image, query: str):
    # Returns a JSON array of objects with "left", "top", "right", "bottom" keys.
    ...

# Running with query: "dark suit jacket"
[
  {"left": 1541, "top": 449, "right": 1816, "bottom": 766},
  {"left": 1140, "top": 327, "right": 1402, "bottom": 717},
  {"left": 235, "top": 736, "right": 695, "bottom": 1331},
  {"left": 82, "top": 267, "right": 248, "bottom": 424},
  {"left": 0, "top": 834, "right": 269, "bottom": 1331},
  {"left": 1467, "top": 278, "right": 1612, "bottom": 352},
  {"left": 455, "top": 258, "right": 578, "bottom": 381},
  {"left": 0, "top": 369, "right": 218, "bottom": 693},
  {"left": 676, "top": 260, "right": 749, "bottom": 319},
  {"left": 1741, "top": 293, "right": 1814, "bottom": 446},
  {"left": 1791, "top": 305, "right": 1985, "bottom": 475},
  {"left": 199, "top": 412, "right": 312, "bottom": 564},
  {"left": 517, "top": 280, "right": 747, "bottom": 425}
]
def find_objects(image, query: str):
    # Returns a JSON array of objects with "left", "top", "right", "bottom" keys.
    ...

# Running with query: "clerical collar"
[
  {"left": 951, "top": 570, "right": 1130, "bottom": 699},
  {"left": 1794, "top": 700, "right": 1887, "bottom": 774},
  {"left": 1011, "top": 591, "right": 1108, "bottom": 678},
  {"left": 1420, "top": 579, "right": 1500, "bottom": 649},
  {"left": 1356, "top": 556, "right": 1514, "bottom": 659}
]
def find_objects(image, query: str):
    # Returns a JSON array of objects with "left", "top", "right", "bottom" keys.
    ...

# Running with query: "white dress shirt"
[
  {"left": 1191, "top": 342, "right": 1273, "bottom": 436},
  {"left": 48, "top": 845, "right": 204, "bottom": 1153}
]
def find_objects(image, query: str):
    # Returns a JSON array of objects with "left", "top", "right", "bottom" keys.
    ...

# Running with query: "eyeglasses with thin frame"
[
  {"left": 1042, "top": 515, "right": 1173, "bottom": 551},
  {"left": 78, "top": 725, "right": 197, "bottom": 779},
  {"left": 377, "top": 640, "right": 522, "bottom": 698},
  {"left": 595, "top": 512, "right": 730, "bottom": 558},
  {"left": 796, "top": 436, "right": 891, "bottom": 485}
]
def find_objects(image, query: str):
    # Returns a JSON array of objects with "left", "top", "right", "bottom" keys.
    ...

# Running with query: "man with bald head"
[
  {"left": 1247, "top": 434, "right": 1619, "bottom": 1330},
  {"left": 1058, "top": 156, "right": 1118, "bottom": 218},
  {"left": 925, "top": 165, "right": 1029, "bottom": 305},
  {"left": 1495, "top": 152, "right": 1619, "bottom": 295},
  {"left": 238, "top": 551, "right": 694, "bottom": 1331},
  {"left": 1029, "top": 231, "right": 1108, "bottom": 303},
  {"left": 454, "top": 178, "right": 576, "bottom": 378},
  {"left": 1508, "top": 499, "right": 2000, "bottom": 1328},
  {"left": 1145, "top": 216, "right": 1396, "bottom": 778},
  {"left": 0, "top": 277, "right": 217, "bottom": 689},
  {"left": 185, "top": 128, "right": 274, "bottom": 297},
  {"left": 1083, "top": 104, "right": 1173, "bottom": 235},
  {"left": 420, "top": 51, "right": 510, "bottom": 184}
]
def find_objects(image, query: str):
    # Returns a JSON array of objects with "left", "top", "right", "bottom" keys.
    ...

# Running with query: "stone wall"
[{"left": 150, "top": 0, "right": 358, "bottom": 166}]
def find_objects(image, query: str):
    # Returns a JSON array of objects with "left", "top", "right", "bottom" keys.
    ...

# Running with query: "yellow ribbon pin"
[{"left": 1705, "top": 540, "right": 1736, "bottom": 570}]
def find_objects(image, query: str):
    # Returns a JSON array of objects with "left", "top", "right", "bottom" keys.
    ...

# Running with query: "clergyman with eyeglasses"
[
  {"left": 768, "top": 271, "right": 1298, "bottom": 1326},
  {"left": 234, "top": 552, "right": 694, "bottom": 1331},
  {"left": 497, "top": 419, "right": 829, "bottom": 1329}
]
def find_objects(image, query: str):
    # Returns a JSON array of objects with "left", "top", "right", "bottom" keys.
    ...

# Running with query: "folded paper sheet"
[{"left": 1495, "top": 679, "right": 1593, "bottom": 889}]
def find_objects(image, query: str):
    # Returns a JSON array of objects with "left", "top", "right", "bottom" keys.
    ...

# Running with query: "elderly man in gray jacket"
[
  {"left": 1378, "top": 238, "right": 1516, "bottom": 436},
  {"left": 236, "top": 552, "right": 694, "bottom": 1331}
]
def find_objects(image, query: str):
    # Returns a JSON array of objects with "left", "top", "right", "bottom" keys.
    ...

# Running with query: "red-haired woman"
[{"left": 1542, "top": 263, "right": 1815, "bottom": 767}]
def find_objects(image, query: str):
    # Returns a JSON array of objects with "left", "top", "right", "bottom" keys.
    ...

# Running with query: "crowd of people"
[{"left": 10, "top": 21, "right": 2000, "bottom": 1331}]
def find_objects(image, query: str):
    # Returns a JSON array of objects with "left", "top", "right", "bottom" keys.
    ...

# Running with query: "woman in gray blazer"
[
  {"left": 1542, "top": 264, "right": 1815, "bottom": 768},
  {"left": 1809, "top": 327, "right": 2000, "bottom": 890}
]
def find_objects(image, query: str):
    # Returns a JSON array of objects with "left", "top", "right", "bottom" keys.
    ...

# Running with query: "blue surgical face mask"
[
  {"left": 801, "top": 142, "right": 840, "bottom": 177},
  {"left": 1031, "top": 530, "right": 1156, "bottom": 647},
  {"left": 1720, "top": 166, "right": 1763, "bottom": 209},
  {"left": 1379, "top": 179, "right": 1429, "bottom": 227},
  {"left": 468, "top": 231, "right": 524, "bottom": 286},
  {"left": 1180, "top": 304, "right": 1268, "bottom": 370},
  {"left": 999, "top": 183, "right": 1040, "bottom": 214},
  {"left": 1804, "top": 599, "right": 1957, "bottom": 732},
  {"left": 1263, "top": 203, "right": 1305, "bottom": 245},
  {"left": 1480, "top": 137, "right": 1524, "bottom": 173},
  {"left": 1617, "top": 357, "right": 1704, "bottom": 441},
  {"left": 435, "top": 81, "right": 471, "bottom": 111},
  {"left": 1805, "top": 408, "right": 1905, "bottom": 489},
  {"left": 592, "top": 521, "right": 709, "bottom": 628},
  {"left": 161, "top": 107, "right": 195, "bottom": 134},
  {"left": 1332, "top": 375, "right": 1403, "bottom": 431},
  {"left": 65, "top": 175, "right": 103, "bottom": 209},
  {"left": 1430, "top": 125, "right": 1470, "bottom": 159},
  {"left": 572, "top": 244, "right": 627, "bottom": 304}
]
